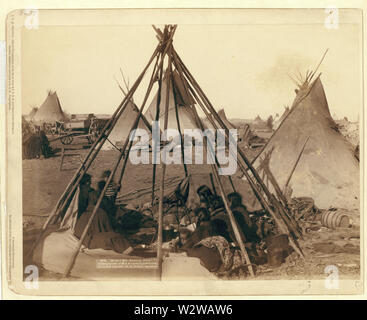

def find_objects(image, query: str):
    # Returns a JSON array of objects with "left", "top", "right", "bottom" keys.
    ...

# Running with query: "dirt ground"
[{"left": 22, "top": 135, "right": 361, "bottom": 281}]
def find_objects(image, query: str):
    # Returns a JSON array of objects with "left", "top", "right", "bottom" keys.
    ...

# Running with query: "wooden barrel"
[{"left": 321, "top": 211, "right": 350, "bottom": 229}]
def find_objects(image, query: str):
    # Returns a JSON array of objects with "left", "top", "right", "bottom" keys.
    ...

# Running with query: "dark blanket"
[
  {"left": 75, "top": 204, "right": 132, "bottom": 254},
  {"left": 186, "top": 246, "right": 222, "bottom": 272},
  {"left": 22, "top": 132, "right": 52, "bottom": 159},
  {"left": 23, "top": 134, "right": 42, "bottom": 159}
]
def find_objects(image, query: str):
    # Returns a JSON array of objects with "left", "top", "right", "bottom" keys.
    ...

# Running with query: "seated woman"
[
  {"left": 227, "top": 192, "right": 260, "bottom": 244},
  {"left": 96, "top": 180, "right": 118, "bottom": 224},
  {"left": 74, "top": 174, "right": 133, "bottom": 255},
  {"left": 196, "top": 185, "right": 224, "bottom": 214}
]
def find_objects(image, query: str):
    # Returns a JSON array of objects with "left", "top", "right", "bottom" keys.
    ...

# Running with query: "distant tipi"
[{"left": 33, "top": 91, "right": 67, "bottom": 124}]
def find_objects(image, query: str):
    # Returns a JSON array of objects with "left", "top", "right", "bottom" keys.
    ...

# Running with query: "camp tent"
[
  {"left": 33, "top": 91, "right": 67, "bottom": 124},
  {"left": 253, "top": 115, "right": 264, "bottom": 124},
  {"left": 101, "top": 101, "right": 151, "bottom": 150},
  {"left": 253, "top": 75, "right": 359, "bottom": 210},
  {"left": 144, "top": 70, "right": 198, "bottom": 134},
  {"left": 250, "top": 115, "right": 268, "bottom": 131}
]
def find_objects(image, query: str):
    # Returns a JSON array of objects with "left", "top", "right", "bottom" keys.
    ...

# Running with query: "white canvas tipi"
[
  {"left": 101, "top": 101, "right": 151, "bottom": 150},
  {"left": 144, "top": 70, "right": 198, "bottom": 134}
]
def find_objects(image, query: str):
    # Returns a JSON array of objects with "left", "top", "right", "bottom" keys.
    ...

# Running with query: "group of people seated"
[
  {"left": 72, "top": 171, "right": 278, "bottom": 275},
  {"left": 173, "top": 185, "right": 271, "bottom": 275}
]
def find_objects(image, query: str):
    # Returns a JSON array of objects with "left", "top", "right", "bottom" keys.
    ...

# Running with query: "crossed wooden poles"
[{"left": 29, "top": 25, "right": 304, "bottom": 279}]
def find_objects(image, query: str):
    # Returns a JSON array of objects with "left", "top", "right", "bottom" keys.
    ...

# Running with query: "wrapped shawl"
[{"left": 195, "top": 236, "right": 246, "bottom": 273}]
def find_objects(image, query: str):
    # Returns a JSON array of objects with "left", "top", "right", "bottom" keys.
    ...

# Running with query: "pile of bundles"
[
  {"left": 336, "top": 119, "right": 359, "bottom": 147},
  {"left": 288, "top": 197, "right": 320, "bottom": 222},
  {"left": 336, "top": 120, "right": 359, "bottom": 162},
  {"left": 288, "top": 197, "right": 352, "bottom": 233}
]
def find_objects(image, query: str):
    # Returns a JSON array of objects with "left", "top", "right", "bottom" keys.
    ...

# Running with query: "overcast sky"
[{"left": 21, "top": 9, "right": 362, "bottom": 121}]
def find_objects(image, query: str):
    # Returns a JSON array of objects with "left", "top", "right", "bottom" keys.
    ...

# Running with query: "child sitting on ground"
[{"left": 101, "top": 170, "right": 120, "bottom": 204}]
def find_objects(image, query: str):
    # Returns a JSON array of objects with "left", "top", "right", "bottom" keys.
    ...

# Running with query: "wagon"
[{"left": 55, "top": 114, "right": 110, "bottom": 145}]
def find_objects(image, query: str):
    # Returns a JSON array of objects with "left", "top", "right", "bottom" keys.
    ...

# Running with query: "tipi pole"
[
  {"left": 151, "top": 50, "right": 165, "bottom": 206},
  {"left": 228, "top": 176, "right": 236, "bottom": 193},
  {"left": 149, "top": 26, "right": 177, "bottom": 208},
  {"left": 309, "top": 49, "right": 329, "bottom": 83},
  {"left": 174, "top": 51, "right": 304, "bottom": 257},
  {"left": 209, "top": 172, "right": 217, "bottom": 196},
  {"left": 284, "top": 136, "right": 310, "bottom": 189},
  {"left": 157, "top": 44, "right": 173, "bottom": 278},
  {"left": 27, "top": 46, "right": 161, "bottom": 260},
  {"left": 171, "top": 51, "right": 255, "bottom": 276},
  {"left": 171, "top": 73, "right": 188, "bottom": 177}
]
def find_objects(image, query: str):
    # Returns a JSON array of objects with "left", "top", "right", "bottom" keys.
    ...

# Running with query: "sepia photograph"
[{"left": 3, "top": 7, "right": 364, "bottom": 296}]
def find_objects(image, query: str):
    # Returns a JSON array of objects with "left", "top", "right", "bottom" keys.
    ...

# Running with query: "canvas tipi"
[
  {"left": 33, "top": 91, "right": 67, "bottom": 124},
  {"left": 144, "top": 70, "right": 198, "bottom": 133},
  {"left": 101, "top": 101, "right": 151, "bottom": 150},
  {"left": 253, "top": 75, "right": 359, "bottom": 210}
]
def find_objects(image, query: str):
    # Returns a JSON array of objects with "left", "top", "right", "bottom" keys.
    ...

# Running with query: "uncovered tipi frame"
[{"left": 30, "top": 25, "right": 303, "bottom": 278}]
